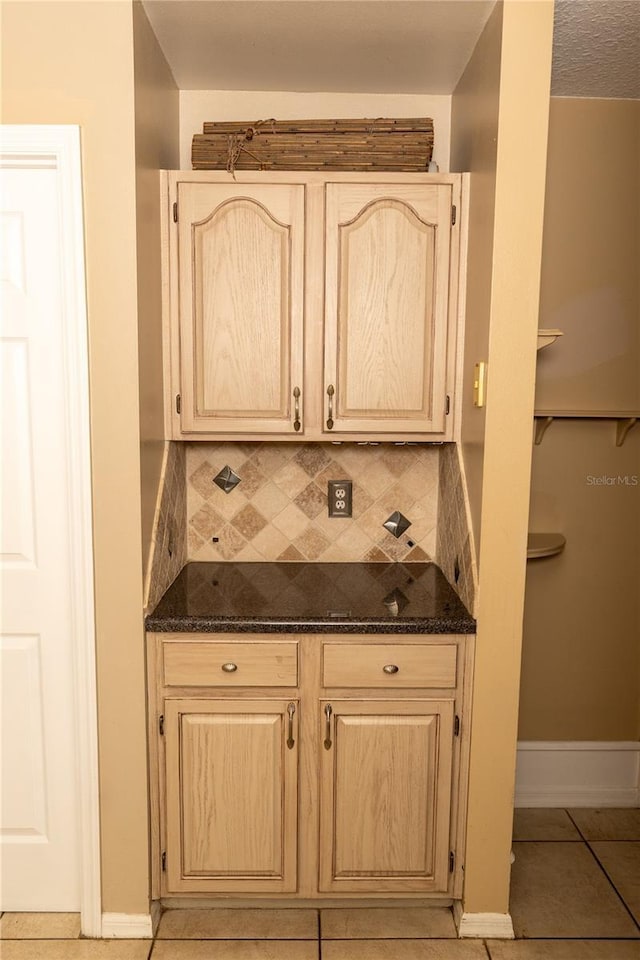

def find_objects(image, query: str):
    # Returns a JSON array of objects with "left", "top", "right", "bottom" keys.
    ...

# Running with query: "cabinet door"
[
  {"left": 319, "top": 699, "right": 454, "bottom": 893},
  {"left": 177, "top": 183, "right": 304, "bottom": 434},
  {"left": 164, "top": 698, "right": 298, "bottom": 893},
  {"left": 324, "top": 183, "right": 452, "bottom": 434}
]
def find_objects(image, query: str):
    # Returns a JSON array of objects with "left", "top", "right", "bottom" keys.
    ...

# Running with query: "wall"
[
  {"left": 133, "top": 0, "right": 180, "bottom": 571},
  {"left": 450, "top": 0, "right": 554, "bottom": 919},
  {"left": 449, "top": 2, "right": 501, "bottom": 550},
  {"left": 2, "top": 0, "right": 150, "bottom": 916},
  {"left": 179, "top": 90, "right": 451, "bottom": 170},
  {"left": 519, "top": 98, "right": 640, "bottom": 741}
]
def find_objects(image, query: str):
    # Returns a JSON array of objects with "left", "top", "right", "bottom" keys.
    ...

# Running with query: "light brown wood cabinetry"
[
  {"left": 148, "top": 631, "right": 472, "bottom": 902},
  {"left": 324, "top": 183, "right": 452, "bottom": 435},
  {"left": 164, "top": 697, "right": 298, "bottom": 894},
  {"left": 175, "top": 182, "right": 305, "bottom": 435},
  {"left": 319, "top": 699, "right": 454, "bottom": 893},
  {"left": 163, "top": 172, "right": 464, "bottom": 441}
]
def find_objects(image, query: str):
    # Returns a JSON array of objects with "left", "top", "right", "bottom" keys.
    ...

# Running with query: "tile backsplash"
[
  {"left": 436, "top": 443, "right": 476, "bottom": 615},
  {"left": 186, "top": 442, "right": 439, "bottom": 564},
  {"left": 145, "top": 442, "right": 187, "bottom": 612}
]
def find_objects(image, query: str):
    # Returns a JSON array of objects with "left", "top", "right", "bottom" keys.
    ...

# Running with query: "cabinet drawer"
[
  {"left": 163, "top": 641, "right": 298, "bottom": 687},
  {"left": 322, "top": 642, "right": 457, "bottom": 688}
]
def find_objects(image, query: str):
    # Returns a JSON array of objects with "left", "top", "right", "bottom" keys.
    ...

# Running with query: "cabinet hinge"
[
  {"left": 454, "top": 714, "right": 460, "bottom": 737},
  {"left": 451, "top": 205, "right": 457, "bottom": 226},
  {"left": 172, "top": 201, "right": 178, "bottom": 223},
  {"left": 161, "top": 851, "right": 166, "bottom": 872},
  {"left": 449, "top": 851, "right": 455, "bottom": 873},
  {"left": 159, "top": 714, "right": 164, "bottom": 736},
  {"left": 175, "top": 394, "right": 181, "bottom": 415},
  {"left": 445, "top": 394, "right": 451, "bottom": 416}
]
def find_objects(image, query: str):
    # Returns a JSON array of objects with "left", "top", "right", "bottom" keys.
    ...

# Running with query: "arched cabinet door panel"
[
  {"left": 323, "top": 183, "right": 452, "bottom": 435},
  {"left": 177, "top": 183, "right": 304, "bottom": 434}
]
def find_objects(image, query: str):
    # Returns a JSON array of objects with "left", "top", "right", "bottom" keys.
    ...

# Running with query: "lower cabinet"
[
  {"left": 318, "top": 699, "right": 454, "bottom": 894},
  {"left": 148, "top": 633, "right": 471, "bottom": 900},
  {"left": 164, "top": 698, "right": 298, "bottom": 894}
]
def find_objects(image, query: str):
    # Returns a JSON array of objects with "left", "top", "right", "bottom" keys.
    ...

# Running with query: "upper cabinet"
[
  {"left": 176, "top": 183, "right": 305, "bottom": 434},
  {"left": 324, "top": 183, "right": 452, "bottom": 435},
  {"left": 163, "top": 172, "right": 464, "bottom": 441}
]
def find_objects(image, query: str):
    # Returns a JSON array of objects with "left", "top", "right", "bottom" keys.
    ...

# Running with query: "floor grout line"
[{"left": 584, "top": 840, "right": 640, "bottom": 933}]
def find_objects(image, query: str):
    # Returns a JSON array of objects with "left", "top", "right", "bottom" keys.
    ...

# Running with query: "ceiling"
[{"left": 142, "top": 0, "right": 640, "bottom": 99}]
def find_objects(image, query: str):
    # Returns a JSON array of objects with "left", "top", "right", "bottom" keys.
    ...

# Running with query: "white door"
[{"left": 0, "top": 128, "right": 97, "bottom": 916}]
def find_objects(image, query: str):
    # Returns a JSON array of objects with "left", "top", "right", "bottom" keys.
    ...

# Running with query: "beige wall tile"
[
  {"left": 252, "top": 525, "right": 291, "bottom": 559},
  {"left": 272, "top": 503, "right": 310, "bottom": 541}
]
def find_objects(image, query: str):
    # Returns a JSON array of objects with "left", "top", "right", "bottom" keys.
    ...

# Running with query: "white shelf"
[{"left": 527, "top": 533, "right": 566, "bottom": 560}]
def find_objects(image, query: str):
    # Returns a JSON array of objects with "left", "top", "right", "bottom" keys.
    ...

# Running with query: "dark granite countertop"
[{"left": 145, "top": 562, "right": 475, "bottom": 634}]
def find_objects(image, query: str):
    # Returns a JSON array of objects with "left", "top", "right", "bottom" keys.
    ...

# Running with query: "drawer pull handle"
[
  {"left": 323, "top": 703, "right": 333, "bottom": 750},
  {"left": 383, "top": 664, "right": 399, "bottom": 674},
  {"left": 287, "top": 702, "right": 296, "bottom": 749},
  {"left": 221, "top": 662, "right": 238, "bottom": 673}
]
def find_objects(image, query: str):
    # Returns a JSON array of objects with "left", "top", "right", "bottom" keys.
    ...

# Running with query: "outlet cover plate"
[{"left": 328, "top": 480, "right": 352, "bottom": 518}]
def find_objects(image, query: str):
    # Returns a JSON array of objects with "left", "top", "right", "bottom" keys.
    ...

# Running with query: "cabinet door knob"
[
  {"left": 326, "top": 384, "right": 335, "bottom": 430},
  {"left": 383, "top": 664, "right": 399, "bottom": 674},
  {"left": 221, "top": 662, "right": 238, "bottom": 673}
]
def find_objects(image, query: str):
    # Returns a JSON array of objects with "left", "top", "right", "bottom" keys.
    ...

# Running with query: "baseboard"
[
  {"left": 515, "top": 741, "right": 640, "bottom": 808},
  {"left": 101, "top": 913, "right": 154, "bottom": 938},
  {"left": 453, "top": 901, "right": 514, "bottom": 938}
]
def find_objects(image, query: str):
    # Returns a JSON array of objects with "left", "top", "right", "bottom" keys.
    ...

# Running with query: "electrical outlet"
[{"left": 328, "top": 480, "right": 352, "bottom": 518}]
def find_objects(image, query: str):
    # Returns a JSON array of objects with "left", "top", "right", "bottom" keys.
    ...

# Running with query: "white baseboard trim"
[
  {"left": 453, "top": 901, "right": 514, "bottom": 938},
  {"left": 101, "top": 913, "right": 154, "bottom": 938},
  {"left": 515, "top": 741, "right": 640, "bottom": 808}
]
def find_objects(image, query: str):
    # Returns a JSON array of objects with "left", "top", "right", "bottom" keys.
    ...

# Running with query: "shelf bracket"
[
  {"left": 534, "top": 415, "right": 554, "bottom": 445},
  {"left": 616, "top": 417, "right": 637, "bottom": 447}
]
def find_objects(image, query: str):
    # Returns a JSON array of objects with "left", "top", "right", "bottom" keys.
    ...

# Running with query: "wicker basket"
[{"left": 192, "top": 118, "right": 434, "bottom": 173}]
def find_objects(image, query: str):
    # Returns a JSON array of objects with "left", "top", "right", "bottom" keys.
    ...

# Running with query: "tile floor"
[{"left": 1, "top": 809, "right": 638, "bottom": 960}]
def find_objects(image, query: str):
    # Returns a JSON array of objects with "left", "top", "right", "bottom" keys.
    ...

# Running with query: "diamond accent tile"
[
  {"left": 383, "top": 511, "right": 412, "bottom": 539},
  {"left": 213, "top": 465, "right": 242, "bottom": 493}
]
